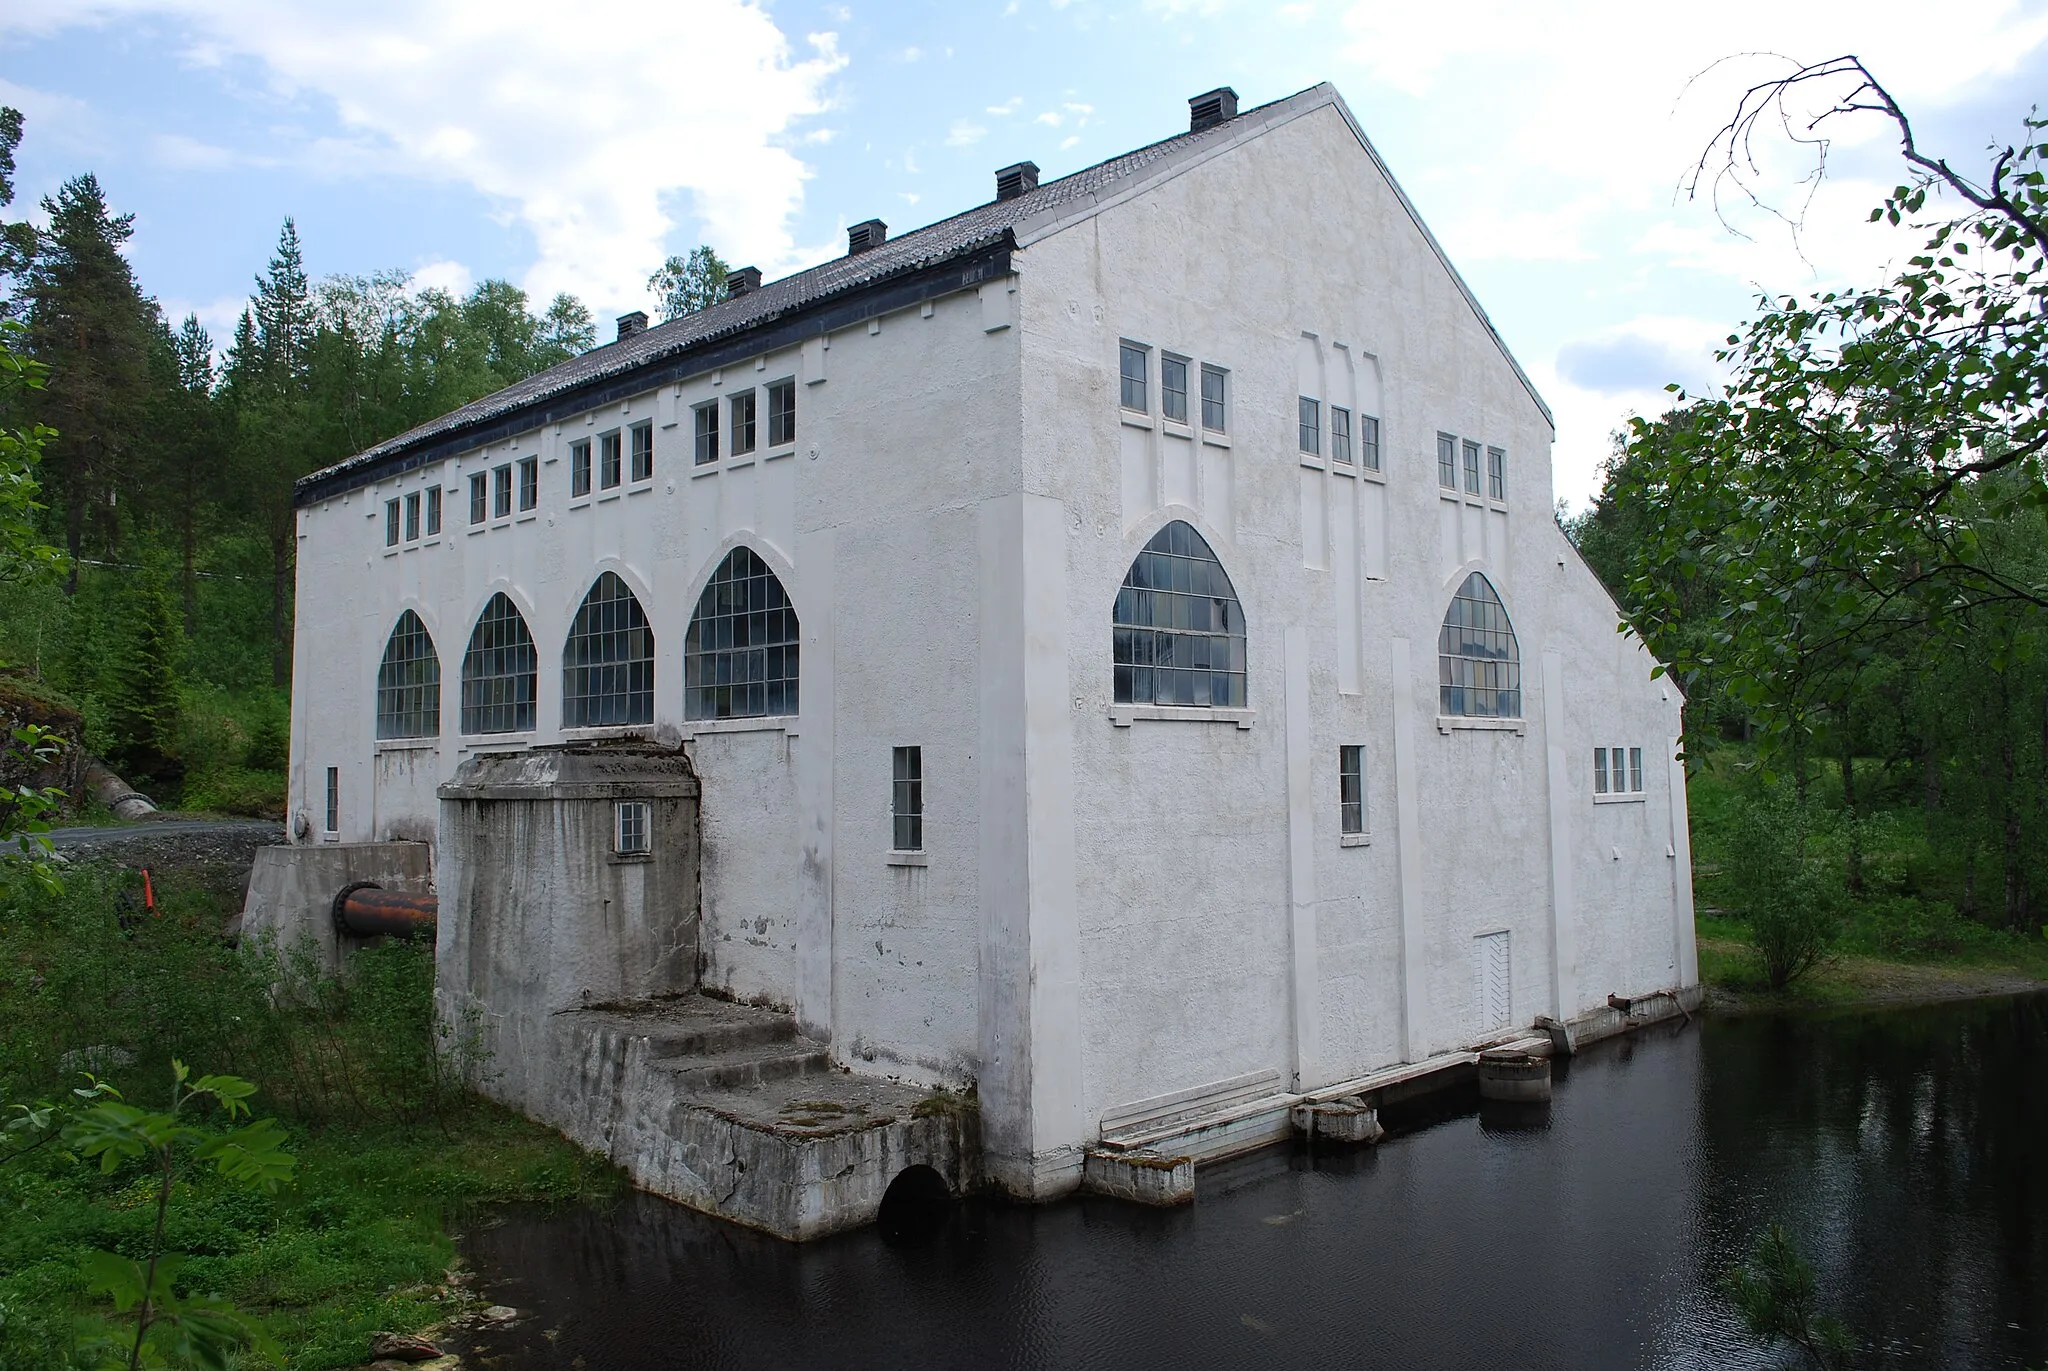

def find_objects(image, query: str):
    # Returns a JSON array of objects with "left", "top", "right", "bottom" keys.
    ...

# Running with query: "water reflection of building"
[{"left": 250, "top": 81, "right": 1699, "bottom": 1234}]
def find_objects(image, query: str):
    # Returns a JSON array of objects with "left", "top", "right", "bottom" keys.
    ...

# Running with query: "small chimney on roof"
[
  {"left": 1188, "top": 87, "right": 1239, "bottom": 133},
  {"left": 615, "top": 310, "right": 649, "bottom": 342},
  {"left": 847, "top": 219, "right": 888, "bottom": 255},
  {"left": 726, "top": 265, "right": 762, "bottom": 299},
  {"left": 995, "top": 161, "right": 1040, "bottom": 202}
]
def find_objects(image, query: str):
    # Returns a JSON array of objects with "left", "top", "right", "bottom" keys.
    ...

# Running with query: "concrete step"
[
  {"left": 660, "top": 1039, "right": 832, "bottom": 1093},
  {"left": 638, "top": 1015, "right": 798, "bottom": 1059}
]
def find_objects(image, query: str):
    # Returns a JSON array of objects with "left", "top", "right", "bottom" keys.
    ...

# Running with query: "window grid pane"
[
  {"left": 1201, "top": 365, "right": 1227, "bottom": 432},
  {"left": 1594, "top": 748, "right": 1609, "bottom": 794},
  {"left": 1629, "top": 747, "right": 1644, "bottom": 793},
  {"left": 460, "top": 592, "right": 538, "bottom": 734},
  {"left": 384, "top": 500, "right": 400, "bottom": 547},
  {"left": 892, "top": 745, "right": 923, "bottom": 852},
  {"left": 694, "top": 403, "right": 719, "bottom": 465},
  {"left": 324, "top": 767, "right": 338, "bottom": 833},
  {"left": 1488, "top": 445, "right": 1506, "bottom": 501},
  {"left": 1462, "top": 439, "right": 1482, "bottom": 495},
  {"left": 1331, "top": 407, "right": 1352, "bottom": 465},
  {"left": 1298, "top": 396, "right": 1320, "bottom": 455},
  {"left": 571, "top": 440, "right": 592, "bottom": 497},
  {"left": 1162, "top": 356, "right": 1189, "bottom": 422},
  {"left": 1112, "top": 520, "right": 1248, "bottom": 709},
  {"left": 684, "top": 547, "right": 800, "bottom": 720},
  {"left": 518, "top": 457, "right": 538, "bottom": 511},
  {"left": 426, "top": 487, "right": 442, "bottom": 536},
  {"left": 1119, "top": 343, "right": 1148, "bottom": 411},
  {"left": 563, "top": 572, "right": 655, "bottom": 727},
  {"left": 469, "top": 473, "right": 487, "bottom": 524},
  {"left": 615, "top": 801, "right": 651, "bottom": 854},
  {"left": 1360, "top": 414, "right": 1381, "bottom": 471},
  {"left": 493, "top": 465, "right": 512, "bottom": 518},
  {"left": 600, "top": 432, "right": 622, "bottom": 489},
  {"left": 1340, "top": 744, "right": 1364, "bottom": 834},
  {"left": 404, "top": 492, "right": 420, "bottom": 541},
  {"left": 1437, "top": 432, "right": 1457, "bottom": 488},
  {"left": 768, "top": 379, "right": 797, "bottom": 446},
  {"left": 731, "top": 391, "right": 758, "bottom": 455},
  {"left": 376, "top": 610, "right": 441, "bottom": 740},
  {"left": 631, "top": 422, "right": 654, "bottom": 481},
  {"left": 1438, "top": 572, "right": 1521, "bottom": 718}
]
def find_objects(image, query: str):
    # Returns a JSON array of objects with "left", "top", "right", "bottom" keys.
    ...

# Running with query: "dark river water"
[{"left": 459, "top": 994, "right": 2048, "bottom": 1369}]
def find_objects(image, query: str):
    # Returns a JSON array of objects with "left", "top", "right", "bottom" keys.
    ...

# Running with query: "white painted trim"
[
  {"left": 886, "top": 851, "right": 929, "bottom": 867},
  {"left": 1339, "top": 832, "right": 1370, "bottom": 848},
  {"left": 1108, "top": 705, "right": 1255, "bottom": 729},
  {"left": 683, "top": 717, "right": 798, "bottom": 738},
  {"left": 1593, "top": 792, "right": 1647, "bottom": 805},
  {"left": 1436, "top": 717, "right": 1526, "bottom": 735}
]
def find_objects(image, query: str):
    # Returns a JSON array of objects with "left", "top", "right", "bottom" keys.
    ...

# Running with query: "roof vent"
[
  {"left": 726, "top": 265, "right": 762, "bottom": 299},
  {"left": 995, "top": 161, "right": 1040, "bottom": 202},
  {"left": 1188, "top": 87, "right": 1239, "bottom": 133},
  {"left": 615, "top": 310, "right": 649, "bottom": 342},
  {"left": 847, "top": 219, "right": 888, "bottom": 255}
]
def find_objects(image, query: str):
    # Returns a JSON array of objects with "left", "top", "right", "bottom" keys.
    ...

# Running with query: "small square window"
[
  {"left": 1488, "top": 446, "right": 1506, "bottom": 501},
  {"left": 1437, "top": 432, "right": 1457, "bottom": 489},
  {"left": 1593, "top": 747, "right": 1609, "bottom": 794},
  {"left": 694, "top": 402, "right": 719, "bottom": 465},
  {"left": 469, "top": 473, "right": 487, "bottom": 524},
  {"left": 1299, "top": 396, "right": 1321, "bottom": 455},
  {"left": 1360, "top": 414, "right": 1381, "bottom": 471},
  {"left": 425, "top": 486, "right": 442, "bottom": 536},
  {"left": 570, "top": 439, "right": 592, "bottom": 497},
  {"left": 1162, "top": 355, "right": 1189, "bottom": 423},
  {"left": 1339, "top": 745, "right": 1365, "bottom": 835},
  {"left": 1119, "top": 341, "right": 1148, "bottom": 412},
  {"left": 1629, "top": 746, "right": 1644, "bottom": 793},
  {"left": 384, "top": 499, "right": 400, "bottom": 547},
  {"left": 599, "top": 431, "right": 622, "bottom": 489},
  {"left": 324, "top": 766, "right": 339, "bottom": 835},
  {"left": 615, "top": 800, "right": 651, "bottom": 855},
  {"left": 768, "top": 378, "right": 797, "bottom": 447},
  {"left": 630, "top": 421, "right": 654, "bottom": 481},
  {"left": 404, "top": 491, "right": 421, "bottom": 540},
  {"left": 731, "top": 390, "right": 758, "bottom": 455},
  {"left": 1331, "top": 406, "right": 1352, "bottom": 465},
  {"left": 1200, "top": 365, "right": 1228, "bottom": 432},
  {"left": 1462, "top": 439, "right": 1482, "bottom": 495},
  {"left": 518, "top": 456, "right": 538, "bottom": 511},
  {"left": 492, "top": 464, "right": 512, "bottom": 519},
  {"left": 892, "top": 745, "right": 923, "bottom": 853}
]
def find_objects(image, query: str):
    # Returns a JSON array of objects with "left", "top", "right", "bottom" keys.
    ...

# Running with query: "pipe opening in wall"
[{"left": 877, "top": 1164, "right": 951, "bottom": 1244}]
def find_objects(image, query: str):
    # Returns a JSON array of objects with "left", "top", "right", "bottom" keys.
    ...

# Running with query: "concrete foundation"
[
  {"left": 239, "top": 841, "right": 434, "bottom": 971},
  {"left": 1476, "top": 1051, "right": 1552, "bottom": 1103},
  {"left": 1082, "top": 1148, "right": 1195, "bottom": 1205},
  {"left": 1292, "top": 1098, "right": 1385, "bottom": 1144}
]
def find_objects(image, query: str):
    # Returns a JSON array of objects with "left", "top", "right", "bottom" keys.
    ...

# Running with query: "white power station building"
[{"left": 277, "top": 82, "right": 1698, "bottom": 1213}]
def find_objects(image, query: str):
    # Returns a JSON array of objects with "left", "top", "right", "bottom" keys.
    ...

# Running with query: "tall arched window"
[
  {"left": 684, "top": 547, "right": 799, "bottom": 720},
  {"left": 1439, "top": 572, "right": 1520, "bottom": 718},
  {"left": 375, "top": 610, "right": 440, "bottom": 739},
  {"left": 460, "top": 592, "right": 537, "bottom": 734},
  {"left": 563, "top": 572, "right": 654, "bottom": 727},
  {"left": 1113, "top": 520, "right": 1247, "bottom": 708}
]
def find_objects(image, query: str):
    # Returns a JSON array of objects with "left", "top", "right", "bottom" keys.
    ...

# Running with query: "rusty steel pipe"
[{"left": 331, "top": 882, "right": 437, "bottom": 939}]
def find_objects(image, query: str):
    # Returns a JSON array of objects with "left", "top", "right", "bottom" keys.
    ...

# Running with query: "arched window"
[
  {"left": 460, "top": 592, "right": 537, "bottom": 734},
  {"left": 1439, "top": 572, "right": 1520, "bottom": 718},
  {"left": 1113, "top": 520, "right": 1247, "bottom": 708},
  {"left": 563, "top": 572, "right": 654, "bottom": 727},
  {"left": 375, "top": 610, "right": 440, "bottom": 739},
  {"left": 684, "top": 547, "right": 799, "bottom": 720}
]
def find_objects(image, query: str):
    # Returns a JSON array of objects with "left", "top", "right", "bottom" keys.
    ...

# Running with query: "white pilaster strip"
[
  {"left": 1389, "top": 635, "right": 1427, "bottom": 1062},
  {"left": 1669, "top": 734, "right": 1699, "bottom": 987},
  {"left": 1282, "top": 625, "right": 1321, "bottom": 1090},
  {"left": 1541, "top": 650, "right": 1579, "bottom": 1019}
]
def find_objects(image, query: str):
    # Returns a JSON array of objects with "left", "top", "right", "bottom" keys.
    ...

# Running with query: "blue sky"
[{"left": 6, "top": 0, "right": 2048, "bottom": 506}]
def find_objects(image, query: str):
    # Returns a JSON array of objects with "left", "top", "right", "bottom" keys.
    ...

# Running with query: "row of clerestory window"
[
  {"left": 374, "top": 549, "right": 803, "bottom": 739},
  {"left": 694, "top": 379, "right": 797, "bottom": 466},
  {"left": 1437, "top": 431, "right": 1507, "bottom": 501},
  {"left": 1120, "top": 340, "right": 1228, "bottom": 432}
]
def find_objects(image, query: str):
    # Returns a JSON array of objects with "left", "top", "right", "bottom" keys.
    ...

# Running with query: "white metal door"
[{"left": 1475, "top": 931, "right": 1511, "bottom": 1033}]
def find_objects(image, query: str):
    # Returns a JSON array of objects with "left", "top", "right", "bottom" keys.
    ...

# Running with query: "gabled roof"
[{"left": 299, "top": 82, "right": 1549, "bottom": 504}]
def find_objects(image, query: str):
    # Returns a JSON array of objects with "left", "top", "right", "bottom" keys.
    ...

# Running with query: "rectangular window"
[
  {"left": 425, "top": 486, "right": 442, "bottom": 536},
  {"left": 1161, "top": 355, "right": 1189, "bottom": 423},
  {"left": 693, "top": 402, "right": 719, "bottom": 465},
  {"left": 323, "top": 766, "right": 339, "bottom": 835},
  {"left": 630, "top": 421, "right": 653, "bottom": 481},
  {"left": 731, "top": 390, "right": 757, "bottom": 455},
  {"left": 1360, "top": 414, "right": 1381, "bottom": 471},
  {"left": 570, "top": 439, "right": 592, "bottom": 497},
  {"left": 1593, "top": 747, "right": 1609, "bottom": 794},
  {"left": 892, "top": 746, "right": 923, "bottom": 852},
  {"left": 768, "top": 378, "right": 796, "bottom": 447},
  {"left": 615, "top": 800, "right": 651, "bottom": 855},
  {"left": 518, "top": 456, "right": 538, "bottom": 511},
  {"left": 492, "top": 464, "right": 512, "bottom": 519},
  {"left": 469, "top": 473, "right": 487, "bottom": 524},
  {"left": 404, "top": 491, "right": 420, "bottom": 541},
  {"left": 1437, "top": 432, "right": 1457, "bottom": 488},
  {"left": 384, "top": 499, "right": 400, "bottom": 547},
  {"left": 599, "top": 430, "right": 622, "bottom": 489},
  {"left": 1462, "top": 438, "right": 1482, "bottom": 495},
  {"left": 1339, "top": 745, "right": 1365, "bottom": 835},
  {"left": 1299, "top": 396, "right": 1320, "bottom": 455},
  {"left": 1488, "top": 446, "right": 1506, "bottom": 501},
  {"left": 1629, "top": 746, "right": 1644, "bottom": 793},
  {"left": 1331, "top": 406, "right": 1353, "bottom": 465},
  {"left": 1201, "top": 364, "right": 1227, "bottom": 432},
  {"left": 1119, "top": 341, "right": 1148, "bottom": 412}
]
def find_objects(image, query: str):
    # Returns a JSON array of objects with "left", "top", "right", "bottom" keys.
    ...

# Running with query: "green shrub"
[
  {"left": 178, "top": 766, "right": 284, "bottom": 818},
  {"left": 1722, "top": 790, "right": 1844, "bottom": 990}
]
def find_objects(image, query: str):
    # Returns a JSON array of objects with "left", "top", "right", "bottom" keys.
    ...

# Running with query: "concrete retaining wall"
[{"left": 239, "top": 841, "right": 434, "bottom": 971}]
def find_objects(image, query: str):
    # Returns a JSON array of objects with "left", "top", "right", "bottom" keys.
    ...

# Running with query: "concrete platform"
[{"left": 502, "top": 995, "right": 978, "bottom": 1241}]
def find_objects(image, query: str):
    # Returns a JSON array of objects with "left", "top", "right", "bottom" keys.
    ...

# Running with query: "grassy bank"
[{"left": 0, "top": 863, "right": 622, "bottom": 1371}]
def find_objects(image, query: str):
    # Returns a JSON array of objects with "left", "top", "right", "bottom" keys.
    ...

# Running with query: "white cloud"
[
  {"left": 1060, "top": 135, "right": 1080, "bottom": 150},
  {"left": 3, "top": 0, "right": 844, "bottom": 317},
  {"left": 409, "top": 258, "right": 473, "bottom": 296},
  {"left": 159, "top": 293, "right": 251, "bottom": 340},
  {"left": 148, "top": 131, "right": 247, "bottom": 171},
  {"left": 986, "top": 96, "right": 1023, "bottom": 116},
  {"left": 946, "top": 119, "right": 987, "bottom": 146},
  {"left": 1034, "top": 111, "right": 1063, "bottom": 127},
  {"left": 898, "top": 46, "right": 922, "bottom": 62}
]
